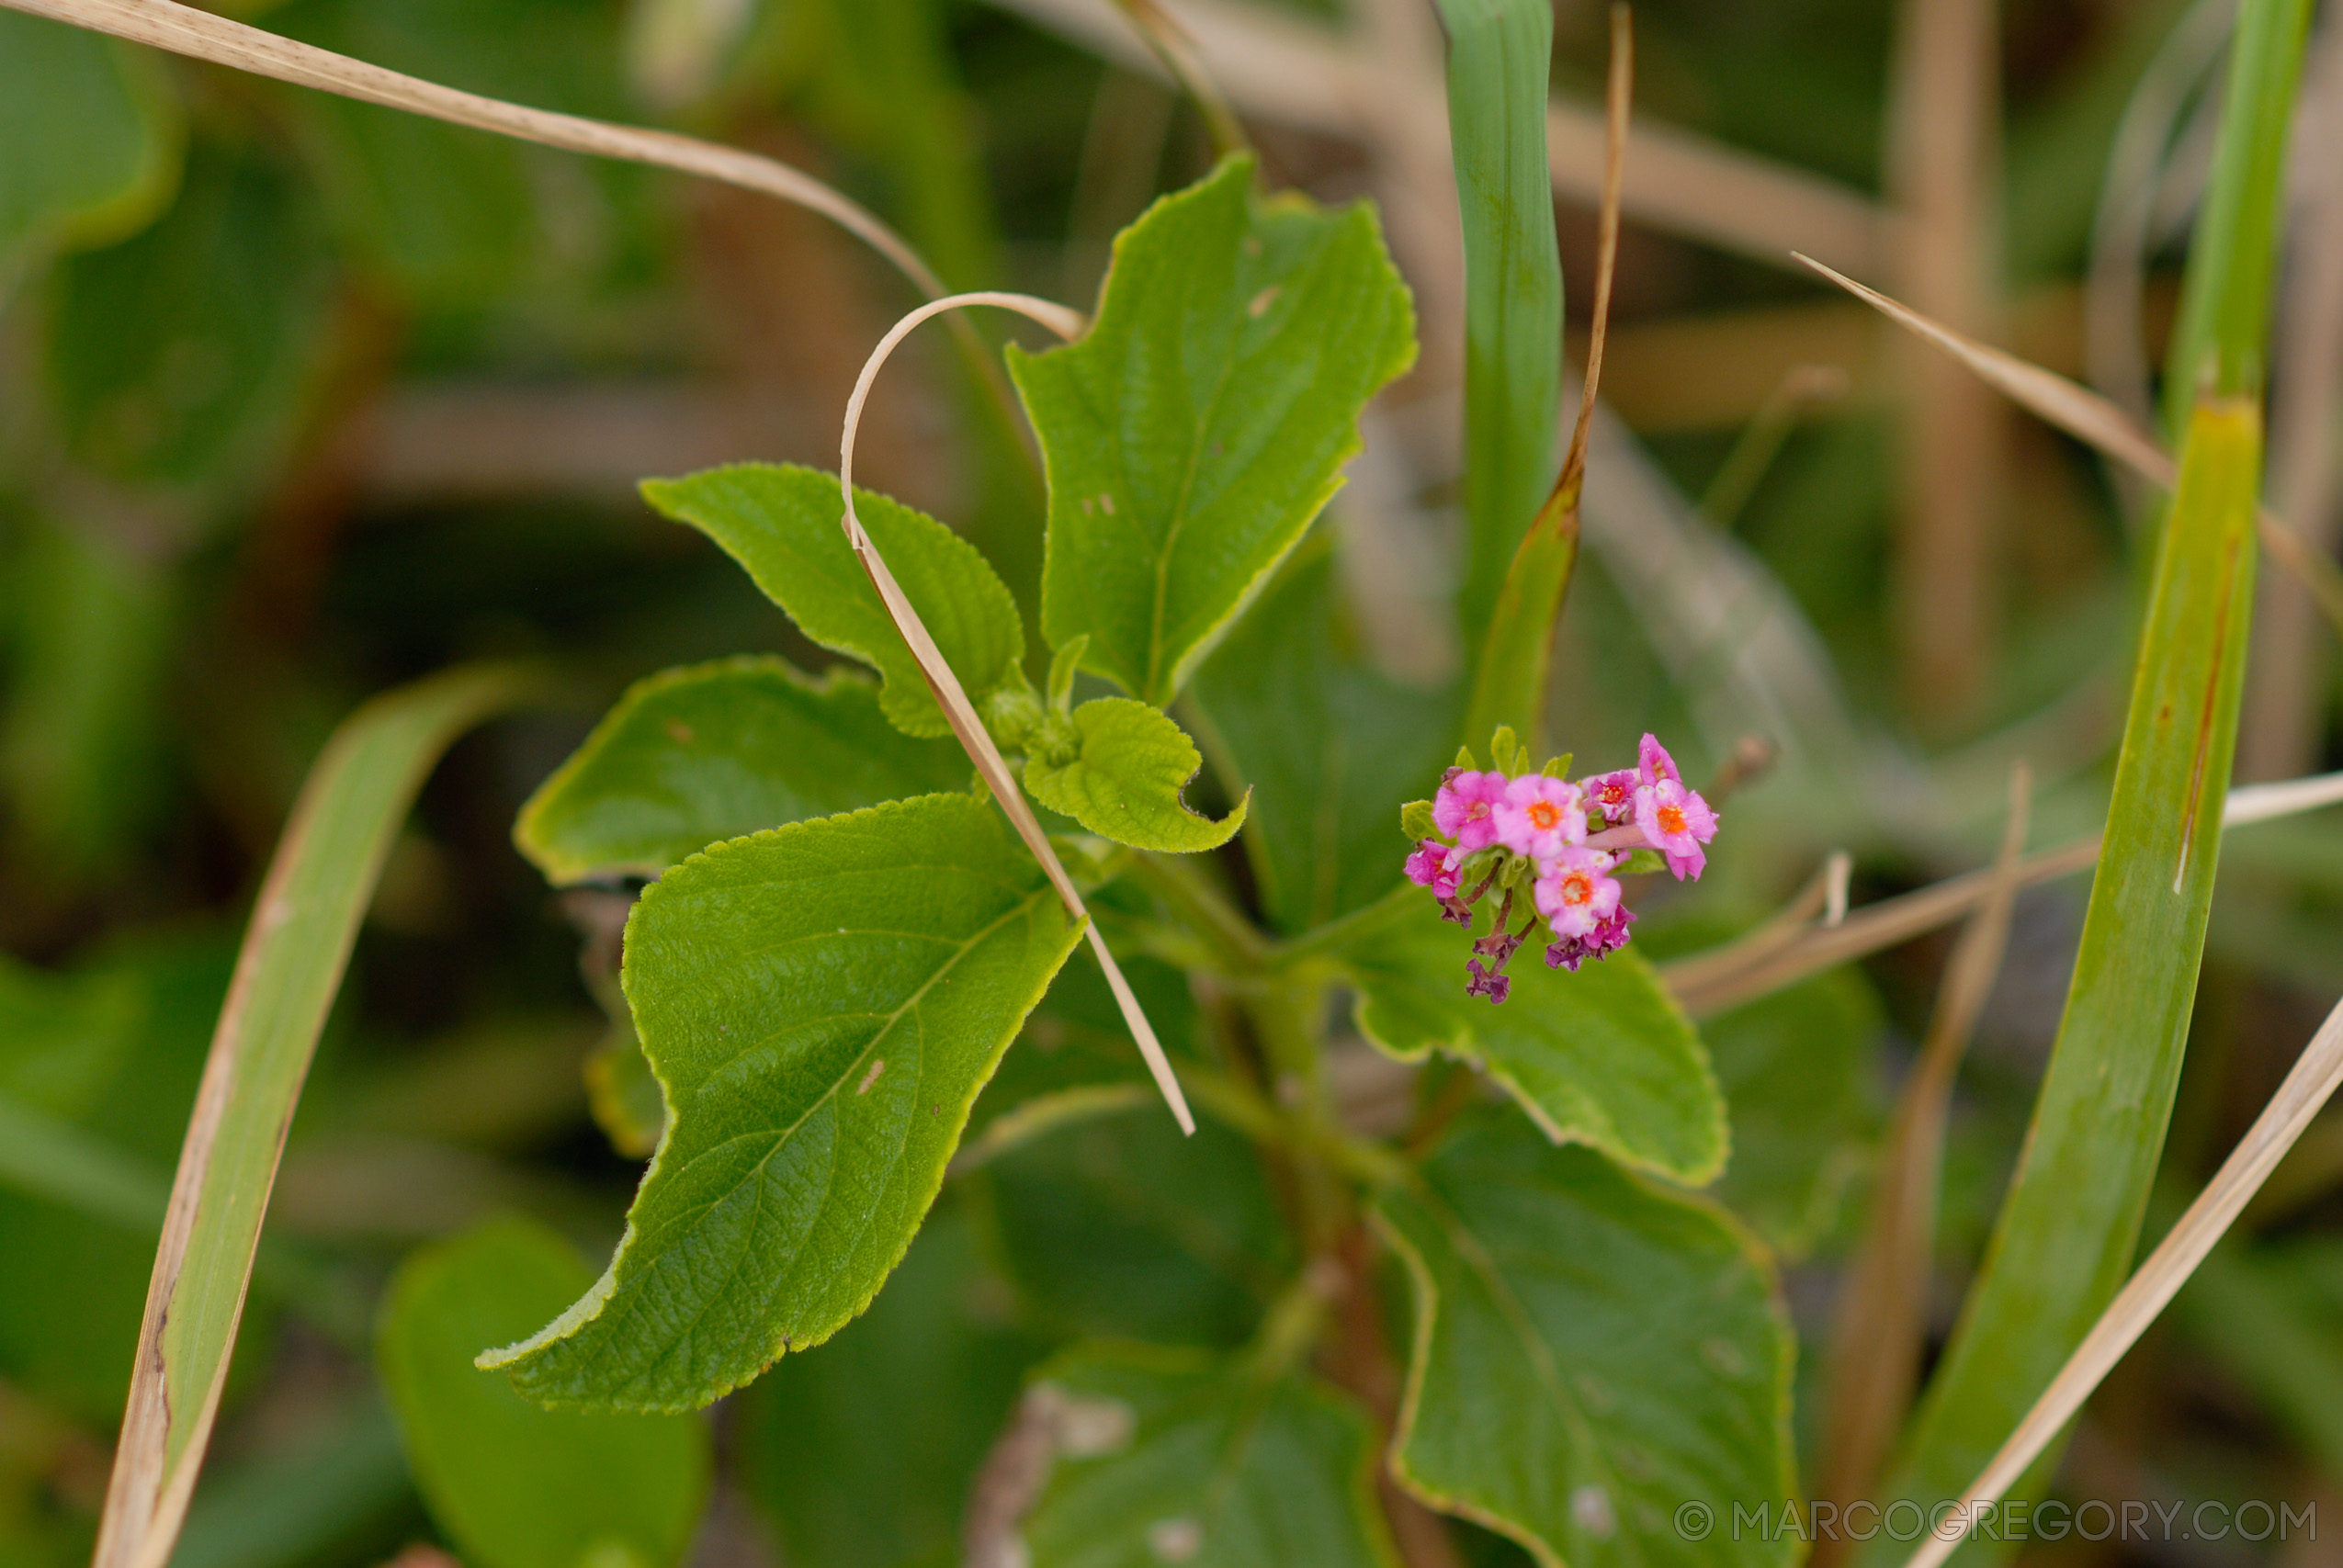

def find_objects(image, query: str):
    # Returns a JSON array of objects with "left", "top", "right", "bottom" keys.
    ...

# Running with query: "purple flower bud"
[{"left": 1465, "top": 957, "right": 1511, "bottom": 1005}]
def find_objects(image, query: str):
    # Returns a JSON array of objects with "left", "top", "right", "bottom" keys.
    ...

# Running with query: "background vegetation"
[{"left": 2, "top": 0, "right": 2341, "bottom": 1563}]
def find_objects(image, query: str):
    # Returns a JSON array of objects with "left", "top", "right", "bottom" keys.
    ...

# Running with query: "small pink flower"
[
  {"left": 1638, "top": 732, "right": 1681, "bottom": 788},
  {"left": 1635, "top": 777, "right": 1718, "bottom": 880},
  {"left": 1404, "top": 839, "right": 1463, "bottom": 899},
  {"left": 1534, "top": 846, "right": 1623, "bottom": 938},
  {"left": 1581, "top": 768, "right": 1638, "bottom": 828},
  {"left": 1493, "top": 775, "right": 1586, "bottom": 860},
  {"left": 1433, "top": 770, "right": 1509, "bottom": 852},
  {"left": 1546, "top": 906, "right": 1636, "bottom": 971}
]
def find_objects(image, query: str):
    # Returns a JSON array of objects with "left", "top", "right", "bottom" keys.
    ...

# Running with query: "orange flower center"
[
  {"left": 1658, "top": 803, "right": 1688, "bottom": 835},
  {"left": 1560, "top": 872, "right": 1592, "bottom": 906},
  {"left": 1467, "top": 802, "right": 1489, "bottom": 820},
  {"left": 1527, "top": 800, "right": 1562, "bottom": 830},
  {"left": 1599, "top": 784, "right": 1628, "bottom": 807}
]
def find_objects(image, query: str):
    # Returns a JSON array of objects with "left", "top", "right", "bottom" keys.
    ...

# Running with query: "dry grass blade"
[
  {"left": 1795, "top": 252, "right": 2343, "bottom": 643},
  {"left": 0, "top": 0, "right": 947, "bottom": 300},
  {"left": 1658, "top": 849, "right": 1848, "bottom": 998},
  {"left": 1899, "top": 988, "right": 2343, "bottom": 1568},
  {"left": 1554, "top": 4, "right": 1632, "bottom": 504},
  {"left": 1797, "top": 253, "right": 2170, "bottom": 481},
  {"left": 1665, "top": 837, "right": 2094, "bottom": 1017},
  {"left": 838, "top": 292, "right": 1196, "bottom": 1135},
  {"left": 1666, "top": 768, "right": 2343, "bottom": 1016},
  {"left": 1699, "top": 363, "right": 1852, "bottom": 527},
  {"left": 94, "top": 666, "right": 540, "bottom": 1568},
  {"left": 1816, "top": 763, "right": 2030, "bottom": 1562}
]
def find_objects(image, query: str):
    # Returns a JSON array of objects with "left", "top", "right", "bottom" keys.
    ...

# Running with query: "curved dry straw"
[
  {"left": 836, "top": 291, "right": 1197, "bottom": 1135},
  {"left": 0, "top": 0, "right": 945, "bottom": 299}
]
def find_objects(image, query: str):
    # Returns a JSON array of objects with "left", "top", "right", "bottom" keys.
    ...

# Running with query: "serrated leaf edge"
[
  {"left": 479, "top": 795, "right": 1083, "bottom": 1410},
  {"left": 1345, "top": 956, "right": 1732, "bottom": 1188},
  {"left": 1368, "top": 1161, "right": 1798, "bottom": 1568},
  {"left": 512, "top": 653, "right": 886, "bottom": 886},
  {"left": 1023, "top": 696, "right": 1253, "bottom": 854},
  {"left": 1017, "top": 160, "right": 1420, "bottom": 705},
  {"left": 640, "top": 463, "right": 1026, "bottom": 741}
]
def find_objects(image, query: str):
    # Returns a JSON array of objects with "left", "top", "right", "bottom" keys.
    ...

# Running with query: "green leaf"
[
  {"left": 1343, "top": 902, "right": 1727, "bottom": 1185},
  {"left": 0, "top": 951, "right": 144, "bottom": 1121},
  {"left": 517, "top": 656, "right": 969, "bottom": 883},
  {"left": 0, "top": 10, "right": 178, "bottom": 275},
  {"left": 297, "top": 99, "right": 540, "bottom": 307},
  {"left": 979, "top": 1097, "right": 1292, "bottom": 1349},
  {"left": 378, "top": 1218, "right": 711, "bottom": 1568},
  {"left": 46, "top": 140, "right": 333, "bottom": 489},
  {"left": 1024, "top": 696, "right": 1246, "bottom": 853},
  {"left": 0, "top": 1069, "right": 183, "bottom": 1437},
  {"left": 0, "top": 513, "right": 175, "bottom": 878},
  {"left": 975, "top": 956, "right": 1285, "bottom": 1348},
  {"left": 0, "top": 931, "right": 231, "bottom": 1419},
  {"left": 275, "top": 0, "right": 624, "bottom": 307},
  {"left": 1697, "top": 969, "right": 1881, "bottom": 1259},
  {"left": 1191, "top": 551, "right": 1452, "bottom": 933},
  {"left": 1047, "top": 635, "right": 1089, "bottom": 713},
  {"left": 1012, "top": 155, "right": 1417, "bottom": 704},
  {"left": 1013, "top": 1343, "right": 1400, "bottom": 1568},
  {"left": 482, "top": 793, "right": 1082, "bottom": 1411},
  {"left": 745, "top": 1201, "right": 1045, "bottom": 1568},
  {"left": 1373, "top": 1117, "right": 1796, "bottom": 1568},
  {"left": 1432, "top": 0, "right": 1562, "bottom": 639},
  {"left": 640, "top": 463, "right": 1027, "bottom": 739},
  {"left": 1638, "top": 915, "right": 1884, "bottom": 1258},
  {"left": 585, "top": 1015, "right": 667, "bottom": 1160}
]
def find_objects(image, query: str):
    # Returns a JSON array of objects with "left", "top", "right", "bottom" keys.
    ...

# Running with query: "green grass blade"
[
  {"left": 90, "top": 662, "right": 542, "bottom": 1568},
  {"left": 2156, "top": 0, "right": 2315, "bottom": 435},
  {"left": 1865, "top": 6, "right": 2311, "bottom": 1540},
  {"left": 1874, "top": 393, "right": 2258, "bottom": 1556},
  {"left": 1869, "top": 390, "right": 2267, "bottom": 1561},
  {"left": 1460, "top": 486, "right": 1577, "bottom": 750},
  {"left": 1435, "top": 0, "right": 1563, "bottom": 641}
]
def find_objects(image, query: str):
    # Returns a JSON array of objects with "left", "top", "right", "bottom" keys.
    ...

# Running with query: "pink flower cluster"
[{"left": 1402, "top": 734, "right": 1718, "bottom": 1004}]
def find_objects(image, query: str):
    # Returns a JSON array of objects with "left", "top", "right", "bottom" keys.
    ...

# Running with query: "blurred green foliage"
[{"left": 1, "top": 0, "right": 2338, "bottom": 1562}]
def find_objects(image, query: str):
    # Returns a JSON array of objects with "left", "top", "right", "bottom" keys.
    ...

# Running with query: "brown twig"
[
  {"left": 1551, "top": 5, "right": 1633, "bottom": 512},
  {"left": 1882, "top": 0, "right": 2006, "bottom": 718}
]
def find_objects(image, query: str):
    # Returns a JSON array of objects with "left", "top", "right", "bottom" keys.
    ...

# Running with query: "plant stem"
[{"left": 1128, "top": 852, "right": 1271, "bottom": 973}]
